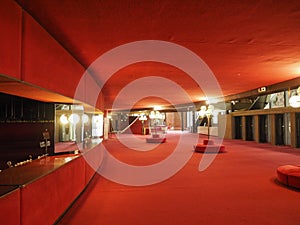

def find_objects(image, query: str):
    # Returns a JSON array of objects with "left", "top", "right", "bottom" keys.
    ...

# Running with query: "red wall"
[
  {"left": 122, "top": 116, "right": 144, "bottom": 134},
  {"left": 0, "top": 0, "right": 106, "bottom": 110},
  {"left": 83, "top": 145, "right": 104, "bottom": 184},
  {"left": 0, "top": 188, "right": 20, "bottom": 225},
  {"left": 20, "top": 157, "right": 85, "bottom": 225},
  {"left": 21, "top": 13, "right": 85, "bottom": 100},
  {"left": 0, "top": 0, "right": 22, "bottom": 79}
]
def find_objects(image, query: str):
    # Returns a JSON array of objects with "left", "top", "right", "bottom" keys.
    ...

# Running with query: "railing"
[{"left": 119, "top": 116, "right": 139, "bottom": 134}]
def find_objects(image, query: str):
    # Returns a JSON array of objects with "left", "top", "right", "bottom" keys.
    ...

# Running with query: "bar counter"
[
  {"left": 0, "top": 154, "right": 80, "bottom": 187},
  {"left": 0, "top": 185, "right": 19, "bottom": 197},
  {"left": 0, "top": 143, "right": 103, "bottom": 225}
]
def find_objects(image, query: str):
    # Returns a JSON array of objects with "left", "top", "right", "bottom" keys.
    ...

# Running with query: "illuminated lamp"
[
  {"left": 68, "top": 113, "right": 80, "bottom": 124},
  {"left": 60, "top": 114, "right": 69, "bottom": 124},
  {"left": 199, "top": 104, "right": 214, "bottom": 139},
  {"left": 82, "top": 114, "right": 89, "bottom": 124},
  {"left": 289, "top": 86, "right": 300, "bottom": 108},
  {"left": 139, "top": 114, "right": 147, "bottom": 135},
  {"left": 149, "top": 111, "right": 156, "bottom": 119}
]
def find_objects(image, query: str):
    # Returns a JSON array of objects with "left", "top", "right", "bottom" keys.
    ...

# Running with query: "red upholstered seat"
[
  {"left": 194, "top": 139, "right": 226, "bottom": 153},
  {"left": 203, "top": 139, "right": 215, "bottom": 145},
  {"left": 277, "top": 165, "right": 300, "bottom": 189},
  {"left": 146, "top": 137, "right": 166, "bottom": 143}
]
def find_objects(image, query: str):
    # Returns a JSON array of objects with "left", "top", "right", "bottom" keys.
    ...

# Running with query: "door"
[
  {"left": 245, "top": 116, "right": 254, "bottom": 141},
  {"left": 259, "top": 115, "right": 268, "bottom": 143},
  {"left": 234, "top": 116, "right": 242, "bottom": 139},
  {"left": 275, "top": 114, "right": 285, "bottom": 145}
]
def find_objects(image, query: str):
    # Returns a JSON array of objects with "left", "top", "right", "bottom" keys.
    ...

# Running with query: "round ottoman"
[{"left": 277, "top": 165, "right": 300, "bottom": 189}]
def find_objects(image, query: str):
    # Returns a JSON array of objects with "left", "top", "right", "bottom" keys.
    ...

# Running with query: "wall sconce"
[
  {"left": 289, "top": 86, "right": 300, "bottom": 108},
  {"left": 68, "top": 113, "right": 80, "bottom": 124},
  {"left": 60, "top": 114, "right": 69, "bottom": 124},
  {"left": 82, "top": 114, "right": 89, "bottom": 124}
]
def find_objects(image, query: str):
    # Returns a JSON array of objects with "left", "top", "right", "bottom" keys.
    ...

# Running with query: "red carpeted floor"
[{"left": 57, "top": 132, "right": 300, "bottom": 225}]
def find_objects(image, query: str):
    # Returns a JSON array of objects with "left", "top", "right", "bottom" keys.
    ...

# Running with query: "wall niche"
[{"left": 0, "top": 93, "right": 55, "bottom": 171}]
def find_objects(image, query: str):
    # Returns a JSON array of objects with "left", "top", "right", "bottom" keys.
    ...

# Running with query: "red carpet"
[{"left": 56, "top": 133, "right": 300, "bottom": 225}]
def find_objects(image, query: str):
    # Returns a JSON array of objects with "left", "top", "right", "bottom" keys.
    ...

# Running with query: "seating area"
[
  {"left": 194, "top": 139, "right": 226, "bottom": 153},
  {"left": 277, "top": 165, "right": 300, "bottom": 189}
]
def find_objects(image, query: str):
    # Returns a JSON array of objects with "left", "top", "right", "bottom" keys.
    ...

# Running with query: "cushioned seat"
[
  {"left": 146, "top": 137, "right": 166, "bottom": 143},
  {"left": 277, "top": 165, "right": 300, "bottom": 189},
  {"left": 194, "top": 139, "right": 226, "bottom": 153}
]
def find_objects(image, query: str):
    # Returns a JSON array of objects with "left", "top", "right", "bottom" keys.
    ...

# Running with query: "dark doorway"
[
  {"left": 234, "top": 116, "right": 242, "bottom": 139},
  {"left": 259, "top": 115, "right": 268, "bottom": 143},
  {"left": 275, "top": 114, "right": 285, "bottom": 145},
  {"left": 296, "top": 113, "right": 300, "bottom": 148},
  {"left": 245, "top": 116, "right": 254, "bottom": 141}
]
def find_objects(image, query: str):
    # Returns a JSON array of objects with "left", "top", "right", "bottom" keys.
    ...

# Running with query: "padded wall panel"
[
  {"left": 0, "top": 188, "right": 21, "bottom": 225},
  {"left": 21, "top": 13, "right": 85, "bottom": 101},
  {"left": 73, "top": 71, "right": 104, "bottom": 110},
  {"left": 20, "top": 157, "right": 85, "bottom": 225},
  {"left": 85, "top": 160, "right": 96, "bottom": 185},
  {"left": 83, "top": 146, "right": 103, "bottom": 184},
  {"left": 0, "top": 0, "right": 22, "bottom": 79}
]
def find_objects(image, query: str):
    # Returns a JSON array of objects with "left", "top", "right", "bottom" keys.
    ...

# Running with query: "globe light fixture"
[
  {"left": 139, "top": 114, "right": 148, "bottom": 135},
  {"left": 68, "top": 113, "right": 80, "bottom": 124},
  {"left": 60, "top": 114, "right": 69, "bottom": 125},
  {"left": 82, "top": 114, "right": 89, "bottom": 124}
]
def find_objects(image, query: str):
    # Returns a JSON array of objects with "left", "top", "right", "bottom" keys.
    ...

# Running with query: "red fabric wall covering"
[
  {"left": 83, "top": 146, "right": 103, "bottom": 185},
  {"left": 85, "top": 162, "right": 96, "bottom": 185},
  {"left": 124, "top": 118, "right": 143, "bottom": 135},
  {"left": 0, "top": 188, "right": 21, "bottom": 225},
  {"left": 21, "top": 12, "right": 85, "bottom": 101},
  {"left": 0, "top": 0, "right": 105, "bottom": 111},
  {"left": 0, "top": 0, "right": 22, "bottom": 79},
  {"left": 74, "top": 71, "right": 105, "bottom": 111},
  {"left": 20, "top": 156, "right": 85, "bottom": 225}
]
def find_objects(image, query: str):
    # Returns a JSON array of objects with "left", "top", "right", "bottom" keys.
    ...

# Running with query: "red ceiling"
[{"left": 11, "top": 0, "right": 300, "bottom": 110}]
